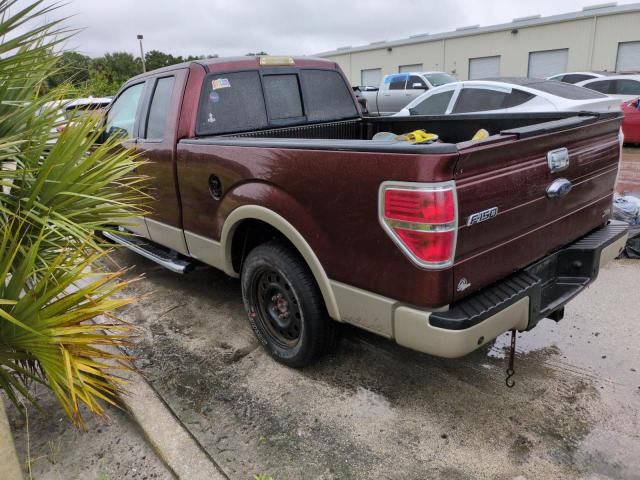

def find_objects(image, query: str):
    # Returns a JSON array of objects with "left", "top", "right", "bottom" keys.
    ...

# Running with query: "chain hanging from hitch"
[{"left": 505, "top": 329, "right": 517, "bottom": 388}]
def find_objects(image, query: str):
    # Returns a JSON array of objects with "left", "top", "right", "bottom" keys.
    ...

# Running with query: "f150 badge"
[{"left": 467, "top": 207, "right": 498, "bottom": 226}]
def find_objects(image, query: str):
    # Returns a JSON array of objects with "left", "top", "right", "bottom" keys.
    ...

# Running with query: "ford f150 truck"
[
  {"left": 361, "top": 71, "right": 456, "bottom": 116},
  {"left": 102, "top": 55, "right": 628, "bottom": 367}
]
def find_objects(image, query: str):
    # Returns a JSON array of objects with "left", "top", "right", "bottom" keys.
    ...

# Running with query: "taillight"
[{"left": 379, "top": 181, "right": 457, "bottom": 268}]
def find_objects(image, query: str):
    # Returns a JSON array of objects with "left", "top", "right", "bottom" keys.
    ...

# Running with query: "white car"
[
  {"left": 575, "top": 74, "right": 640, "bottom": 101},
  {"left": 38, "top": 97, "right": 112, "bottom": 129},
  {"left": 394, "top": 78, "right": 620, "bottom": 116},
  {"left": 37, "top": 97, "right": 112, "bottom": 143},
  {"left": 546, "top": 72, "right": 608, "bottom": 84}
]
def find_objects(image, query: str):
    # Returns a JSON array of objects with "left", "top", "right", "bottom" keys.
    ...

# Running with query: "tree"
[
  {"left": 245, "top": 51, "right": 268, "bottom": 56},
  {"left": 47, "top": 51, "right": 91, "bottom": 89},
  {"left": 145, "top": 49, "right": 178, "bottom": 71},
  {"left": 0, "top": 0, "right": 147, "bottom": 427}
]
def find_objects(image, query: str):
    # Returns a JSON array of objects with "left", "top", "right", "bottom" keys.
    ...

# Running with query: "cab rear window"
[
  {"left": 301, "top": 69, "right": 358, "bottom": 122},
  {"left": 196, "top": 71, "right": 268, "bottom": 135},
  {"left": 263, "top": 74, "right": 303, "bottom": 120},
  {"left": 196, "top": 68, "right": 358, "bottom": 136}
]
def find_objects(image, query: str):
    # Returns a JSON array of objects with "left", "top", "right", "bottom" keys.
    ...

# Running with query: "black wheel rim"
[{"left": 253, "top": 268, "right": 302, "bottom": 348}]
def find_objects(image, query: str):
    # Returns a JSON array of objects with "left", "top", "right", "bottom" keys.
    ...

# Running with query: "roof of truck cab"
[{"left": 128, "top": 56, "right": 338, "bottom": 81}]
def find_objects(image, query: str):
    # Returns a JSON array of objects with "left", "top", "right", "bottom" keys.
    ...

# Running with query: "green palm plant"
[{"left": 1, "top": 0, "right": 149, "bottom": 427}]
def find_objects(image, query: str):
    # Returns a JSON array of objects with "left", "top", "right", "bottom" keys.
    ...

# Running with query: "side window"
[
  {"left": 262, "top": 74, "right": 303, "bottom": 120},
  {"left": 410, "top": 90, "right": 454, "bottom": 115},
  {"left": 503, "top": 89, "right": 535, "bottom": 108},
  {"left": 145, "top": 76, "right": 175, "bottom": 140},
  {"left": 408, "top": 75, "right": 427, "bottom": 90},
  {"left": 106, "top": 83, "right": 145, "bottom": 139},
  {"left": 585, "top": 80, "right": 613, "bottom": 94},
  {"left": 453, "top": 88, "right": 509, "bottom": 113},
  {"left": 388, "top": 75, "right": 408, "bottom": 90},
  {"left": 196, "top": 71, "right": 268, "bottom": 135},
  {"left": 562, "top": 74, "right": 593, "bottom": 84},
  {"left": 300, "top": 69, "right": 358, "bottom": 122},
  {"left": 614, "top": 79, "right": 640, "bottom": 95}
]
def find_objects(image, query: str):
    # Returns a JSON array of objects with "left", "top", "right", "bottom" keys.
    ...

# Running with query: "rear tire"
[{"left": 241, "top": 241, "right": 336, "bottom": 368}]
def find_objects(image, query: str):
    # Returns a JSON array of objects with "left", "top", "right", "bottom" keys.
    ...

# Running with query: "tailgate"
[{"left": 452, "top": 114, "right": 622, "bottom": 302}]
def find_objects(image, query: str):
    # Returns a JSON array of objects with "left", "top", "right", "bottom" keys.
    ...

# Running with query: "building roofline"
[{"left": 316, "top": 2, "right": 640, "bottom": 57}]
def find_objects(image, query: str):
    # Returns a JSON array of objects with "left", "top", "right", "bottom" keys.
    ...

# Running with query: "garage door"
[
  {"left": 399, "top": 64, "right": 423, "bottom": 73},
  {"left": 361, "top": 68, "right": 382, "bottom": 87},
  {"left": 616, "top": 41, "right": 640, "bottom": 72},
  {"left": 468, "top": 56, "right": 500, "bottom": 79},
  {"left": 528, "top": 49, "right": 568, "bottom": 78}
]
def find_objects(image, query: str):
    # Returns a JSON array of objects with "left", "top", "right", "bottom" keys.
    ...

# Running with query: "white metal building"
[{"left": 317, "top": 2, "right": 640, "bottom": 86}]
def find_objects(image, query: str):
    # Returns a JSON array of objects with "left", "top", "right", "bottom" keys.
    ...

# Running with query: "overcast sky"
[{"left": 15, "top": 0, "right": 640, "bottom": 58}]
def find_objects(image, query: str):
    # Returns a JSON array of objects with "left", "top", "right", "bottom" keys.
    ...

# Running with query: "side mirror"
[{"left": 412, "top": 83, "right": 428, "bottom": 90}]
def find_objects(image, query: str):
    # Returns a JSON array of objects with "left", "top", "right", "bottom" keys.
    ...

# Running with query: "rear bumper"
[{"left": 393, "top": 220, "right": 629, "bottom": 358}]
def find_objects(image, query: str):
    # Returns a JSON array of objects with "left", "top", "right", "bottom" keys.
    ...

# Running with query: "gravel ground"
[
  {"left": 4, "top": 386, "right": 173, "bottom": 480},
  {"left": 107, "top": 249, "right": 640, "bottom": 480}
]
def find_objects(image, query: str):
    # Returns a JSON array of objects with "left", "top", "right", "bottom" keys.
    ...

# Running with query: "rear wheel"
[{"left": 241, "top": 241, "right": 336, "bottom": 367}]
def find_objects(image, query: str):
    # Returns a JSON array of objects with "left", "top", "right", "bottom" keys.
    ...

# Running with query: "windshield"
[{"left": 424, "top": 73, "right": 456, "bottom": 87}]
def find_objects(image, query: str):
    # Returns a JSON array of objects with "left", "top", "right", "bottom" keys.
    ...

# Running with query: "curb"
[
  {"left": 111, "top": 354, "right": 229, "bottom": 480},
  {"left": 0, "top": 397, "right": 23, "bottom": 480}
]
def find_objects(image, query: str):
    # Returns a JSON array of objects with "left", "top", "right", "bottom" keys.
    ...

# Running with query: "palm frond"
[{"left": 0, "top": 1, "right": 149, "bottom": 426}]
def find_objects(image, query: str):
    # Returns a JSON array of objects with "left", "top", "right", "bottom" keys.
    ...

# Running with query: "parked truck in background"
[
  {"left": 102, "top": 55, "right": 628, "bottom": 368},
  {"left": 361, "top": 71, "right": 456, "bottom": 116}
]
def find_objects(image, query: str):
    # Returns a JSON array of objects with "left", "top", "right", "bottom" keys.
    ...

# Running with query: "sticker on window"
[
  {"left": 209, "top": 91, "right": 220, "bottom": 103},
  {"left": 211, "top": 78, "right": 230, "bottom": 90}
]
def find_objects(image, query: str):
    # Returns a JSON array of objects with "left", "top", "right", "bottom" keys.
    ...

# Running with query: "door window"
[
  {"left": 387, "top": 74, "right": 408, "bottom": 90},
  {"left": 106, "top": 83, "right": 145, "bottom": 139},
  {"left": 503, "top": 89, "right": 535, "bottom": 108},
  {"left": 410, "top": 90, "right": 454, "bottom": 115},
  {"left": 145, "top": 76, "right": 175, "bottom": 140},
  {"left": 614, "top": 79, "right": 640, "bottom": 96},
  {"left": 452, "top": 88, "right": 509, "bottom": 113},
  {"left": 584, "top": 80, "right": 613, "bottom": 94},
  {"left": 408, "top": 75, "right": 427, "bottom": 89}
]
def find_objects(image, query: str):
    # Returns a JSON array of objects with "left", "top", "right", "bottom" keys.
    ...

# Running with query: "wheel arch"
[{"left": 220, "top": 205, "right": 341, "bottom": 321}]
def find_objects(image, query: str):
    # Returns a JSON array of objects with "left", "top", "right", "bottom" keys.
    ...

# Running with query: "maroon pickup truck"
[{"left": 103, "top": 55, "right": 628, "bottom": 367}]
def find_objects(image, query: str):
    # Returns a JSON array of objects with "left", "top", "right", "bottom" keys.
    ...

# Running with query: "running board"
[{"left": 102, "top": 231, "right": 194, "bottom": 274}]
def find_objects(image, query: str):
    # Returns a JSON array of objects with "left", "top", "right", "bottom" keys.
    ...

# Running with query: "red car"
[{"left": 621, "top": 97, "right": 640, "bottom": 144}]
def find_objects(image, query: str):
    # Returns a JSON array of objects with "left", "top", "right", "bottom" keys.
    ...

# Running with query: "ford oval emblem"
[{"left": 546, "top": 178, "right": 572, "bottom": 199}]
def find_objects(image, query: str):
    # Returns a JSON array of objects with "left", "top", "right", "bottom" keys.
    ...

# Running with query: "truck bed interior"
[{"left": 211, "top": 112, "right": 618, "bottom": 148}]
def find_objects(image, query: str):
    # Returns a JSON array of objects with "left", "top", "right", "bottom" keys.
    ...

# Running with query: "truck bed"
[
  {"left": 221, "top": 112, "right": 610, "bottom": 145},
  {"left": 178, "top": 111, "right": 623, "bottom": 310}
]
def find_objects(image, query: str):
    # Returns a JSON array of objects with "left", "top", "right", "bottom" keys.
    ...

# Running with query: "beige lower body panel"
[
  {"left": 394, "top": 298, "right": 530, "bottom": 358},
  {"left": 123, "top": 216, "right": 151, "bottom": 239},
  {"left": 329, "top": 280, "right": 527, "bottom": 358},
  {"left": 146, "top": 218, "right": 189, "bottom": 255},
  {"left": 184, "top": 231, "right": 224, "bottom": 270},
  {"left": 330, "top": 281, "right": 396, "bottom": 337}
]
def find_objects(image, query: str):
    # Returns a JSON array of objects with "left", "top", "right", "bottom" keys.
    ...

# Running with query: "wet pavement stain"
[{"left": 109, "top": 250, "right": 640, "bottom": 480}]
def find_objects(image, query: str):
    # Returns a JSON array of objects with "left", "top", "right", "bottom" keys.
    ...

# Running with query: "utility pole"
[{"left": 137, "top": 34, "right": 146, "bottom": 73}]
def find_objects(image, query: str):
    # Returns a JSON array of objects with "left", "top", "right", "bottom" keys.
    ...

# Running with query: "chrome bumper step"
[{"left": 102, "top": 230, "right": 194, "bottom": 274}]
